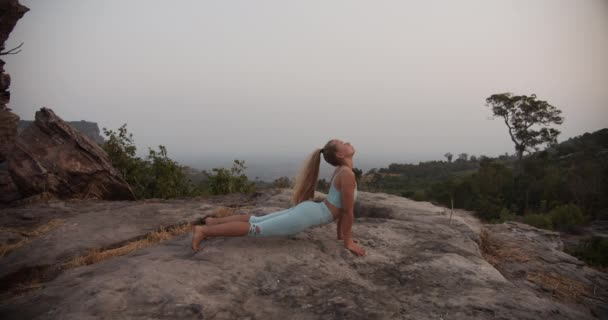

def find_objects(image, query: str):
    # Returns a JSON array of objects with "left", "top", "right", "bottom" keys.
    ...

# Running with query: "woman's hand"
[{"left": 345, "top": 240, "right": 367, "bottom": 256}]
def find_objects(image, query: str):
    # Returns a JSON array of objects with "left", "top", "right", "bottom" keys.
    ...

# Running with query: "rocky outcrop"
[
  {"left": 0, "top": 189, "right": 605, "bottom": 319},
  {"left": 7, "top": 107, "right": 135, "bottom": 200},
  {"left": 0, "top": 171, "right": 18, "bottom": 202},
  {"left": 0, "top": 0, "right": 28, "bottom": 162},
  {"left": 18, "top": 120, "right": 105, "bottom": 145},
  {"left": 0, "top": 109, "right": 18, "bottom": 161},
  {"left": 481, "top": 222, "right": 608, "bottom": 318}
]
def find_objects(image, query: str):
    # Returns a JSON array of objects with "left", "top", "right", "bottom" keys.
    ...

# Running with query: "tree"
[
  {"left": 444, "top": 152, "right": 453, "bottom": 163},
  {"left": 457, "top": 153, "right": 469, "bottom": 162},
  {"left": 146, "top": 145, "right": 193, "bottom": 198},
  {"left": 102, "top": 124, "right": 196, "bottom": 199},
  {"left": 316, "top": 178, "right": 329, "bottom": 193},
  {"left": 208, "top": 160, "right": 255, "bottom": 195},
  {"left": 102, "top": 124, "right": 148, "bottom": 196},
  {"left": 273, "top": 176, "right": 292, "bottom": 188},
  {"left": 486, "top": 93, "right": 563, "bottom": 161}
]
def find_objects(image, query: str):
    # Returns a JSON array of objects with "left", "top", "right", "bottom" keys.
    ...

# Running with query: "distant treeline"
[{"left": 362, "top": 129, "right": 608, "bottom": 231}]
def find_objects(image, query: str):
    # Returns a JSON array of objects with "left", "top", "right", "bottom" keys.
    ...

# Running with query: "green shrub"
[
  {"left": 208, "top": 160, "right": 255, "bottom": 195},
  {"left": 102, "top": 124, "right": 198, "bottom": 199},
  {"left": 522, "top": 213, "right": 553, "bottom": 230},
  {"left": 401, "top": 190, "right": 415, "bottom": 198},
  {"left": 102, "top": 124, "right": 148, "bottom": 196},
  {"left": 566, "top": 236, "right": 608, "bottom": 267},
  {"left": 145, "top": 145, "right": 196, "bottom": 199},
  {"left": 473, "top": 197, "right": 502, "bottom": 221},
  {"left": 411, "top": 190, "right": 427, "bottom": 202},
  {"left": 497, "top": 208, "right": 517, "bottom": 223},
  {"left": 273, "top": 176, "right": 292, "bottom": 188},
  {"left": 549, "top": 204, "right": 585, "bottom": 232}
]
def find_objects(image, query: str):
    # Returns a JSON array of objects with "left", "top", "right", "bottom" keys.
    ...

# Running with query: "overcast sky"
[{"left": 5, "top": 0, "right": 608, "bottom": 177}]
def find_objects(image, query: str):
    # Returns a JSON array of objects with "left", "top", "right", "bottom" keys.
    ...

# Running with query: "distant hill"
[
  {"left": 362, "top": 128, "right": 608, "bottom": 197},
  {"left": 548, "top": 128, "right": 608, "bottom": 158},
  {"left": 18, "top": 120, "right": 105, "bottom": 145}
]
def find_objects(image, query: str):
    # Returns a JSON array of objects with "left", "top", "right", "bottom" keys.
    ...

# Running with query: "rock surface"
[
  {"left": 7, "top": 107, "right": 135, "bottom": 200},
  {"left": 1, "top": 189, "right": 605, "bottom": 319}
]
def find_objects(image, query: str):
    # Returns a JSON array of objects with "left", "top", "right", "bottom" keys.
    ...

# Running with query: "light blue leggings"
[{"left": 248, "top": 201, "right": 334, "bottom": 237}]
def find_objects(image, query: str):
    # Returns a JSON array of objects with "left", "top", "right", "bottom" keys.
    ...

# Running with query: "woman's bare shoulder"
[{"left": 336, "top": 167, "right": 355, "bottom": 188}]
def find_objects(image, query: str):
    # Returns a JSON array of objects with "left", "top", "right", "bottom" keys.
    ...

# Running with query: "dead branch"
[{"left": 0, "top": 42, "right": 24, "bottom": 56}]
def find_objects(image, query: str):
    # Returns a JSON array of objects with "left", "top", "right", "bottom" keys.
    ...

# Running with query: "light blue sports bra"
[{"left": 326, "top": 168, "right": 358, "bottom": 209}]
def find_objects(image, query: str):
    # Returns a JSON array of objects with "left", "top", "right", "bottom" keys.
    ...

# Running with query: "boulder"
[{"left": 8, "top": 107, "right": 135, "bottom": 200}]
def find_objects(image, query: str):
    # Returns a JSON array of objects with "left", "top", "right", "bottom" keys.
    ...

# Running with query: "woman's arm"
[
  {"left": 337, "top": 216, "right": 343, "bottom": 240},
  {"left": 339, "top": 170, "right": 366, "bottom": 256}
]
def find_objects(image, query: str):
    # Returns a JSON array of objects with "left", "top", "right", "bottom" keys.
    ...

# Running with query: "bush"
[
  {"left": 273, "top": 176, "right": 292, "bottom": 188},
  {"left": 208, "top": 160, "right": 255, "bottom": 195},
  {"left": 145, "top": 145, "right": 195, "bottom": 199},
  {"left": 549, "top": 204, "right": 585, "bottom": 232},
  {"left": 522, "top": 213, "right": 553, "bottom": 230},
  {"left": 102, "top": 124, "right": 198, "bottom": 199},
  {"left": 102, "top": 124, "right": 148, "bottom": 196},
  {"left": 566, "top": 236, "right": 608, "bottom": 267},
  {"left": 497, "top": 208, "right": 517, "bottom": 223},
  {"left": 411, "top": 190, "right": 427, "bottom": 202},
  {"left": 473, "top": 197, "right": 502, "bottom": 221},
  {"left": 401, "top": 190, "right": 415, "bottom": 198}
]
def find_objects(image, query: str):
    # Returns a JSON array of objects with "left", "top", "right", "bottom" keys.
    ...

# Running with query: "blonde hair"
[{"left": 291, "top": 140, "right": 340, "bottom": 205}]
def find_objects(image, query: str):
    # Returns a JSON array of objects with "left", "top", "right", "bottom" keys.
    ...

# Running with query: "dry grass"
[
  {"left": 212, "top": 206, "right": 237, "bottom": 218},
  {"left": 62, "top": 222, "right": 193, "bottom": 269},
  {"left": 14, "top": 280, "right": 44, "bottom": 292},
  {"left": 2, "top": 206, "right": 237, "bottom": 298},
  {"left": 0, "top": 219, "right": 64, "bottom": 258},
  {"left": 526, "top": 271, "right": 590, "bottom": 302},
  {"left": 480, "top": 227, "right": 592, "bottom": 304},
  {"left": 479, "top": 227, "right": 532, "bottom": 267},
  {"left": 63, "top": 206, "right": 236, "bottom": 268}
]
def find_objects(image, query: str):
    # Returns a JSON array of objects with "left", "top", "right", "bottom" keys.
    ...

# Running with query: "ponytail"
[{"left": 291, "top": 148, "right": 323, "bottom": 205}]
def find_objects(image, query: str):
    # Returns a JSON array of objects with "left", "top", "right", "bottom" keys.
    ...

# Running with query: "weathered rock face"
[
  {"left": 0, "top": 0, "right": 28, "bottom": 162},
  {"left": 481, "top": 222, "right": 608, "bottom": 318},
  {"left": 18, "top": 120, "right": 105, "bottom": 145},
  {"left": 0, "top": 170, "right": 19, "bottom": 202},
  {"left": 0, "top": 108, "right": 18, "bottom": 161},
  {"left": 7, "top": 107, "right": 135, "bottom": 200},
  {"left": 0, "top": 189, "right": 605, "bottom": 319}
]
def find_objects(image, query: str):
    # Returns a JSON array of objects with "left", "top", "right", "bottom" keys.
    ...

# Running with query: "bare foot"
[{"left": 191, "top": 225, "right": 207, "bottom": 252}]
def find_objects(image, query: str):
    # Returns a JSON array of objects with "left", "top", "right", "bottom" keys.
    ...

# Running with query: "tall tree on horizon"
[
  {"left": 444, "top": 152, "right": 453, "bottom": 163},
  {"left": 486, "top": 93, "right": 564, "bottom": 162}
]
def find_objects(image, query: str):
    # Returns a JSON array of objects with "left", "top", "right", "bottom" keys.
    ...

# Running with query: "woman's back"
[{"left": 326, "top": 167, "right": 358, "bottom": 208}]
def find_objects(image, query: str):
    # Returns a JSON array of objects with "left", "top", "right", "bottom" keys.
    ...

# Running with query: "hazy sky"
[{"left": 5, "top": 0, "right": 608, "bottom": 177}]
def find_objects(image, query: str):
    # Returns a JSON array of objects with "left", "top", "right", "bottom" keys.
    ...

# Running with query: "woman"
[{"left": 191, "top": 139, "right": 366, "bottom": 256}]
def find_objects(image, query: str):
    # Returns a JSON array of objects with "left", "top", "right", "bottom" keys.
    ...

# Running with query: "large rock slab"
[
  {"left": 0, "top": 200, "right": 218, "bottom": 279},
  {"left": 7, "top": 107, "right": 135, "bottom": 200},
  {"left": 1, "top": 189, "right": 604, "bottom": 319}
]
